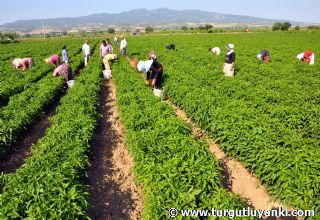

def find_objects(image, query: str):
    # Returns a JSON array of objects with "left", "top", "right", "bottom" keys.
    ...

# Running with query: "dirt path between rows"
[
  {"left": 165, "top": 100, "right": 298, "bottom": 219},
  {"left": 88, "top": 80, "right": 141, "bottom": 220},
  {"left": 0, "top": 99, "right": 60, "bottom": 174}
]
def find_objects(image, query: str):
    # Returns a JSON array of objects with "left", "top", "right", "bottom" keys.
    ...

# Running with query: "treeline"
[{"left": 0, "top": 32, "right": 18, "bottom": 43}]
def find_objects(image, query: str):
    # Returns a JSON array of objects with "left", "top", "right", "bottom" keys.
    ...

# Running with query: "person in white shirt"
[
  {"left": 208, "top": 47, "right": 221, "bottom": 55},
  {"left": 120, "top": 35, "right": 127, "bottom": 56},
  {"left": 82, "top": 40, "right": 91, "bottom": 66},
  {"left": 114, "top": 35, "right": 118, "bottom": 46}
]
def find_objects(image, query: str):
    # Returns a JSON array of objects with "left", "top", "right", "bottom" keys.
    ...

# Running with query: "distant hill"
[{"left": 0, "top": 8, "right": 306, "bottom": 32}]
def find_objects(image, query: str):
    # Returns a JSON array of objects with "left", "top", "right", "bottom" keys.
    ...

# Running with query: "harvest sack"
[{"left": 223, "top": 63, "right": 234, "bottom": 77}]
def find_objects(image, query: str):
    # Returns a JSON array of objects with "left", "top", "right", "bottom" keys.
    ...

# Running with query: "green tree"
[
  {"left": 107, "top": 28, "right": 115, "bottom": 34},
  {"left": 204, "top": 24, "right": 213, "bottom": 32},
  {"left": 145, "top": 27, "right": 154, "bottom": 32},
  {"left": 272, "top": 22, "right": 282, "bottom": 31},
  {"left": 281, "top": 22, "right": 292, "bottom": 31},
  {"left": 181, "top": 26, "right": 188, "bottom": 30},
  {"left": 295, "top": 25, "right": 300, "bottom": 31}
]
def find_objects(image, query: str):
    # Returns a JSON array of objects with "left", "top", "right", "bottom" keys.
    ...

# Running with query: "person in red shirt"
[{"left": 297, "top": 50, "right": 315, "bottom": 65}]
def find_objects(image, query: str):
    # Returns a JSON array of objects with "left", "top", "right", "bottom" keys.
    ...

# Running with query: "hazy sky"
[{"left": 0, "top": 0, "right": 319, "bottom": 24}]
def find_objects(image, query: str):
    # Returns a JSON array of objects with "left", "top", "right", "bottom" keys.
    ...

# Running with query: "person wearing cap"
[
  {"left": 166, "top": 44, "right": 176, "bottom": 50},
  {"left": 130, "top": 58, "right": 163, "bottom": 89},
  {"left": 223, "top": 44, "right": 236, "bottom": 77},
  {"left": 149, "top": 51, "right": 157, "bottom": 60},
  {"left": 257, "top": 49, "right": 270, "bottom": 62},
  {"left": 103, "top": 54, "right": 118, "bottom": 71},
  {"left": 82, "top": 40, "right": 91, "bottom": 66},
  {"left": 209, "top": 47, "right": 221, "bottom": 55},
  {"left": 297, "top": 50, "right": 315, "bottom": 65},
  {"left": 62, "top": 45, "right": 68, "bottom": 64},
  {"left": 45, "top": 55, "right": 60, "bottom": 67},
  {"left": 53, "top": 63, "right": 73, "bottom": 81},
  {"left": 120, "top": 35, "right": 127, "bottom": 56},
  {"left": 12, "top": 57, "right": 33, "bottom": 71}
]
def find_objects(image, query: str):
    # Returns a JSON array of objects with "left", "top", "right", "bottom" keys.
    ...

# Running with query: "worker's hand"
[
  {"left": 152, "top": 79, "right": 156, "bottom": 87},
  {"left": 230, "top": 67, "right": 234, "bottom": 71}
]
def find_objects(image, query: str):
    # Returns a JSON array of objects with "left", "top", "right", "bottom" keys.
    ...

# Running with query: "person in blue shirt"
[{"left": 62, "top": 45, "right": 68, "bottom": 64}]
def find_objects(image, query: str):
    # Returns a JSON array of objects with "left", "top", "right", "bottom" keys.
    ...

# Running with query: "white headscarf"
[{"left": 12, "top": 58, "right": 22, "bottom": 68}]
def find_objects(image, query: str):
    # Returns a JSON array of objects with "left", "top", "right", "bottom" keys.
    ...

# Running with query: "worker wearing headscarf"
[{"left": 223, "top": 44, "right": 236, "bottom": 77}]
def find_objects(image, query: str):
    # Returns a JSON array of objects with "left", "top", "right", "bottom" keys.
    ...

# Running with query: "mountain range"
[{"left": 0, "top": 8, "right": 307, "bottom": 32}]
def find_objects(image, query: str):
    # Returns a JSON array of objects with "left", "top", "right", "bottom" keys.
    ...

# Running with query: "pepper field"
[{"left": 0, "top": 31, "right": 319, "bottom": 219}]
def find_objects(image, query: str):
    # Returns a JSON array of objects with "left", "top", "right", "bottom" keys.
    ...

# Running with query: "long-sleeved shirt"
[
  {"left": 53, "top": 63, "right": 73, "bottom": 81},
  {"left": 62, "top": 49, "right": 68, "bottom": 63},
  {"left": 120, "top": 39, "right": 127, "bottom": 50},
  {"left": 82, "top": 43, "right": 90, "bottom": 56}
]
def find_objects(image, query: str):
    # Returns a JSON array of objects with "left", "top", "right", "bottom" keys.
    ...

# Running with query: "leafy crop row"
[
  {"left": 0, "top": 39, "right": 87, "bottom": 106},
  {"left": 0, "top": 57, "right": 101, "bottom": 218},
  {"left": 0, "top": 41, "right": 93, "bottom": 158},
  {"left": 111, "top": 57, "right": 246, "bottom": 219},
  {"left": 127, "top": 32, "right": 320, "bottom": 213}
]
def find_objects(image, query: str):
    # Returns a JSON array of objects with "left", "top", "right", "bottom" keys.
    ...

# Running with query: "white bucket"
[
  {"left": 103, "top": 70, "right": 112, "bottom": 80},
  {"left": 67, "top": 80, "right": 75, "bottom": 88},
  {"left": 153, "top": 89, "right": 164, "bottom": 98}
]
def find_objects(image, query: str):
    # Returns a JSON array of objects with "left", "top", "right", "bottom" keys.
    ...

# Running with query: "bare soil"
[
  {"left": 165, "top": 100, "right": 298, "bottom": 219},
  {"left": 88, "top": 80, "right": 141, "bottom": 220},
  {"left": 0, "top": 99, "right": 59, "bottom": 174}
]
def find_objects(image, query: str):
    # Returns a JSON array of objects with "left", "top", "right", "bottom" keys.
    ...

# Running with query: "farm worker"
[
  {"left": 99, "top": 40, "right": 108, "bottom": 59},
  {"left": 209, "top": 47, "right": 221, "bottom": 55},
  {"left": 114, "top": 35, "right": 118, "bottom": 46},
  {"left": 166, "top": 44, "right": 176, "bottom": 50},
  {"left": 297, "top": 50, "right": 315, "bottom": 65},
  {"left": 120, "top": 35, "right": 127, "bottom": 56},
  {"left": 130, "top": 58, "right": 163, "bottom": 89},
  {"left": 45, "top": 55, "right": 60, "bottom": 67},
  {"left": 257, "top": 49, "right": 270, "bottom": 62},
  {"left": 106, "top": 39, "right": 113, "bottom": 54},
  {"left": 62, "top": 45, "right": 68, "bottom": 64},
  {"left": 149, "top": 50, "right": 157, "bottom": 60},
  {"left": 103, "top": 54, "right": 118, "bottom": 71},
  {"left": 12, "top": 57, "right": 33, "bottom": 71},
  {"left": 223, "top": 44, "right": 236, "bottom": 77},
  {"left": 53, "top": 63, "right": 73, "bottom": 81},
  {"left": 82, "top": 40, "right": 91, "bottom": 66}
]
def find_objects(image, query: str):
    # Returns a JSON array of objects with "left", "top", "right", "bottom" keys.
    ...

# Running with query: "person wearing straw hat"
[
  {"left": 12, "top": 57, "right": 34, "bottom": 71},
  {"left": 120, "top": 35, "right": 127, "bottom": 56},
  {"left": 223, "top": 44, "right": 236, "bottom": 77},
  {"left": 297, "top": 50, "right": 315, "bottom": 65},
  {"left": 209, "top": 47, "right": 221, "bottom": 55},
  {"left": 257, "top": 49, "right": 270, "bottom": 62},
  {"left": 53, "top": 63, "right": 73, "bottom": 81},
  {"left": 45, "top": 55, "right": 60, "bottom": 67},
  {"left": 130, "top": 58, "right": 163, "bottom": 89}
]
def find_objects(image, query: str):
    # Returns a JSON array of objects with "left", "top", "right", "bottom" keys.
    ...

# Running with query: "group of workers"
[
  {"left": 11, "top": 35, "right": 316, "bottom": 90},
  {"left": 209, "top": 45, "right": 316, "bottom": 77}
]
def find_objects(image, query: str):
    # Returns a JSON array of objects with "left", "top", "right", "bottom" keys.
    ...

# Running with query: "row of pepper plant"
[{"left": 127, "top": 31, "right": 320, "bottom": 215}]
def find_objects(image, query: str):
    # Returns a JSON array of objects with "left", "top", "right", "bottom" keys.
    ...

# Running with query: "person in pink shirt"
[
  {"left": 12, "top": 57, "right": 34, "bottom": 71},
  {"left": 45, "top": 55, "right": 60, "bottom": 67}
]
